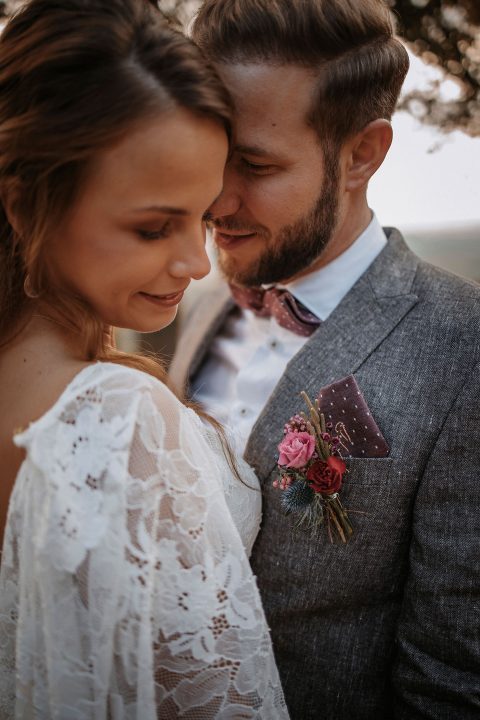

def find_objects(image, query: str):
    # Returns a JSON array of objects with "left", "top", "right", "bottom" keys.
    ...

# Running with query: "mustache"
[{"left": 204, "top": 213, "right": 268, "bottom": 237}]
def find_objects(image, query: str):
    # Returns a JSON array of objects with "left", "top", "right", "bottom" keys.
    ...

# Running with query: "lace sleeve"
[{"left": 0, "top": 366, "right": 288, "bottom": 719}]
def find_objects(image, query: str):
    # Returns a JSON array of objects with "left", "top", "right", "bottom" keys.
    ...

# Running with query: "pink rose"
[{"left": 278, "top": 431, "right": 316, "bottom": 469}]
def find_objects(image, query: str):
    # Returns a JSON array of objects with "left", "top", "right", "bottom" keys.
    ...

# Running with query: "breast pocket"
[
  {"left": 343, "top": 456, "right": 395, "bottom": 486},
  {"left": 341, "top": 457, "right": 416, "bottom": 523}
]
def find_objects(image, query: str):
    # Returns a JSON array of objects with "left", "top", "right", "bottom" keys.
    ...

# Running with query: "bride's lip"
[
  {"left": 138, "top": 289, "right": 186, "bottom": 307},
  {"left": 213, "top": 229, "right": 258, "bottom": 249}
]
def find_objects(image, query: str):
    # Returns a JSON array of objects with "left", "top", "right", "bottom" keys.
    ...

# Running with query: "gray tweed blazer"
[{"left": 169, "top": 229, "right": 480, "bottom": 720}]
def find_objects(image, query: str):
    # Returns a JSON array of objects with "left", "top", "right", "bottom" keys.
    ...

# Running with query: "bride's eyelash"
[{"left": 137, "top": 221, "right": 173, "bottom": 240}]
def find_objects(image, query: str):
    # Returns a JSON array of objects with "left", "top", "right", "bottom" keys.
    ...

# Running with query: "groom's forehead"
[{"left": 216, "top": 61, "right": 318, "bottom": 134}]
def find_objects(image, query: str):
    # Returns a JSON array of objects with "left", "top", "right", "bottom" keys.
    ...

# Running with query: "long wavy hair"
[{"left": 0, "top": 0, "right": 230, "bottom": 387}]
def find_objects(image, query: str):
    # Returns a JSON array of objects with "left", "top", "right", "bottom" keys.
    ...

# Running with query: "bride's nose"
[{"left": 169, "top": 225, "right": 211, "bottom": 281}]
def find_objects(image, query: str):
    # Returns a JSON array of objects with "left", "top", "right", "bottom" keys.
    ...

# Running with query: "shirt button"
[
  {"left": 240, "top": 408, "right": 247, "bottom": 415},
  {"left": 270, "top": 339, "right": 278, "bottom": 349}
]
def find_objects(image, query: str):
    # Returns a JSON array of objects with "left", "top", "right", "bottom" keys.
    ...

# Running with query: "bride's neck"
[{"left": 4, "top": 312, "right": 91, "bottom": 367}]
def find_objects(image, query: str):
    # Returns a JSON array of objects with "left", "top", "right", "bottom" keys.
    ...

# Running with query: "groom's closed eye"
[
  {"left": 231, "top": 143, "right": 285, "bottom": 177},
  {"left": 240, "top": 157, "right": 277, "bottom": 175}
]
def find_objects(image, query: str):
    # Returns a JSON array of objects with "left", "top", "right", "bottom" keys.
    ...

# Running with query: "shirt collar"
[{"left": 279, "top": 213, "right": 387, "bottom": 321}]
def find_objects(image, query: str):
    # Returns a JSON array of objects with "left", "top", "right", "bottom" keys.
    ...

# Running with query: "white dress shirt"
[{"left": 193, "top": 214, "right": 387, "bottom": 455}]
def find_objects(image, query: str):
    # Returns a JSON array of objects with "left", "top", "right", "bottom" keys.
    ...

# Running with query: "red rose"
[{"left": 306, "top": 456, "right": 346, "bottom": 495}]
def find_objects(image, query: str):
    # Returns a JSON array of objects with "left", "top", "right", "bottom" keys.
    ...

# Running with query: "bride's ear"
[{"left": 343, "top": 119, "right": 393, "bottom": 192}]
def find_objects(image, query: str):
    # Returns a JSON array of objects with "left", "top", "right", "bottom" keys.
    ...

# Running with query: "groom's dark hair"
[{"left": 192, "top": 0, "right": 409, "bottom": 148}]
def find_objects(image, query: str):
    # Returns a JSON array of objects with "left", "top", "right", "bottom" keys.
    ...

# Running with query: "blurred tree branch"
[
  {"left": 1, "top": 0, "right": 478, "bottom": 136},
  {"left": 390, "top": 0, "right": 480, "bottom": 136}
]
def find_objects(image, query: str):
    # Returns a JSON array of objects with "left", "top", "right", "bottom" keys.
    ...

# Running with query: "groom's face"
[{"left": 206, "top": 63, "right": 342, "bottom": 286}]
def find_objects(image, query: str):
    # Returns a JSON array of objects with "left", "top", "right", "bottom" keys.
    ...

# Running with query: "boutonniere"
[{"left": 273, "top": 392, "right": 354, "bottom": 543}]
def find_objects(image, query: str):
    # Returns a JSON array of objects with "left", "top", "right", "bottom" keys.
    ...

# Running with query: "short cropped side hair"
[{"left": 192, "top": 0, "right": 409, "bottom": 145}]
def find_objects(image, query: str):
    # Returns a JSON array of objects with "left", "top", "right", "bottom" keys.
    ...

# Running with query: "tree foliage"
[
  {"left": 1, "top": 0, "right": 479, "bottom": 135},
  {"left": 391, "top": 0, "right": 480, "bottom": 136}
]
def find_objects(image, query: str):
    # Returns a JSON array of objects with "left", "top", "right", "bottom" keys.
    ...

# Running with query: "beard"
[{"left": 213, "top": 157, "right": 340, "bottom": 287}]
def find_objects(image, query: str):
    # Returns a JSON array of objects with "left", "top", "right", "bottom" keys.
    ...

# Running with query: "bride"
[{"left": 0, "top": 0, "right": 289, "bottom": 717}]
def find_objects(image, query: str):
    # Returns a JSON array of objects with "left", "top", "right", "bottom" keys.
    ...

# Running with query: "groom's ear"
[{"left": 343, "top": 119, "right": 393, "bottom": 191}]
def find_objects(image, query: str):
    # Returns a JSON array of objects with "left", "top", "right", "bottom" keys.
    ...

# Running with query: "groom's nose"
[{"left": 207, "top": 163, "right": 242, "bottom": 219}]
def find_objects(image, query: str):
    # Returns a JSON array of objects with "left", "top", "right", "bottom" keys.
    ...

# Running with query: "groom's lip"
[{"left": 213, "top": 229, "right": 258, "bottom": 250}]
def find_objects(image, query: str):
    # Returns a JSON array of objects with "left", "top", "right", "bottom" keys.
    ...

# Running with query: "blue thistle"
[{"left": 281, "top": 481, "right": 314, "bottom": 515}]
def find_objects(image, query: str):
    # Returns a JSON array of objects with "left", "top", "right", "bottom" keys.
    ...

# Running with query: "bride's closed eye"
[{"left": 137, "top": 220, "right": 173, "bottom": 241}]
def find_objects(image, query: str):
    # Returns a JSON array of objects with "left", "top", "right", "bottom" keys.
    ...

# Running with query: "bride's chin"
[
  {"left": 125, "top": 321, "right": 175, "bottom": 335},
  {"left": 124, "top": 311, "right": 178, "bottom": 335},
  {"left": 98, "top": 303, "right": 179, "bottom": 336}
]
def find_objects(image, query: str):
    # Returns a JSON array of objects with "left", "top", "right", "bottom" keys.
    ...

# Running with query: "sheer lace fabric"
[{"left": 0, "top": 363, "right": 288, "bottom": 719}]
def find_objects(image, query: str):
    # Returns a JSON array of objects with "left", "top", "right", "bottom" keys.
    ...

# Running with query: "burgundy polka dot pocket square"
[{"left": 317, "top": 375, "right": 389, "bottom": 458}]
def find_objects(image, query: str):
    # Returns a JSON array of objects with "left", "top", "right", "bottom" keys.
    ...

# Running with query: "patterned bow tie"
[{"left": 229, "top": 284, "right": 321, "bottom": 337}]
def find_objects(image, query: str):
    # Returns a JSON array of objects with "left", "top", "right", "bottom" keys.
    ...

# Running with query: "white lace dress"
[{"left": 0, "top": 362, "right": 288, "bottom": 719}]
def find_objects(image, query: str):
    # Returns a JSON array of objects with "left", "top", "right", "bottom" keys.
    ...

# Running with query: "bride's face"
[{"left": 48, "top": 108, "right": 228, "bottom": 332}]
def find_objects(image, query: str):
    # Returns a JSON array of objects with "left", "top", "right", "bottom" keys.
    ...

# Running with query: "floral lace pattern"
[{"left": 0, "top": 363, "right": 288, "bottom": 719}]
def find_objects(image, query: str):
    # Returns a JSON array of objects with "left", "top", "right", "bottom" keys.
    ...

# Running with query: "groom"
[{"left": 170, "top": 1, "right": 480, "bottom": 717}]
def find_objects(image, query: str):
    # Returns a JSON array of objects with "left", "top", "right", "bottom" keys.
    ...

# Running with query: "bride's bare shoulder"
[{"left": 0, "top": 352, "right": 90, "bottom": 433}]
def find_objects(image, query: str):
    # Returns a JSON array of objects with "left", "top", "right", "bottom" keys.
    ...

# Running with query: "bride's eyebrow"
[{"left": 130, "top": 205, "right": 189, "bottom": 216}]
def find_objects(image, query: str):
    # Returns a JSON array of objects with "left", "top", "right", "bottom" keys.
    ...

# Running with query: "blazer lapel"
[{"left": 244, "top": 229, "right": 419, "bottom": 480}]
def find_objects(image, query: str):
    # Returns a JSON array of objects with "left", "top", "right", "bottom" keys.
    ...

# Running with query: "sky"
[{"left": 368, "top": 50, "right": 480, "bottom": 233}]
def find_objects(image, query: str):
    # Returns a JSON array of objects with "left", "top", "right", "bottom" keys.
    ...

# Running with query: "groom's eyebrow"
[{"left": 234, "top": 143, "right": 282, "bottom": 160}]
